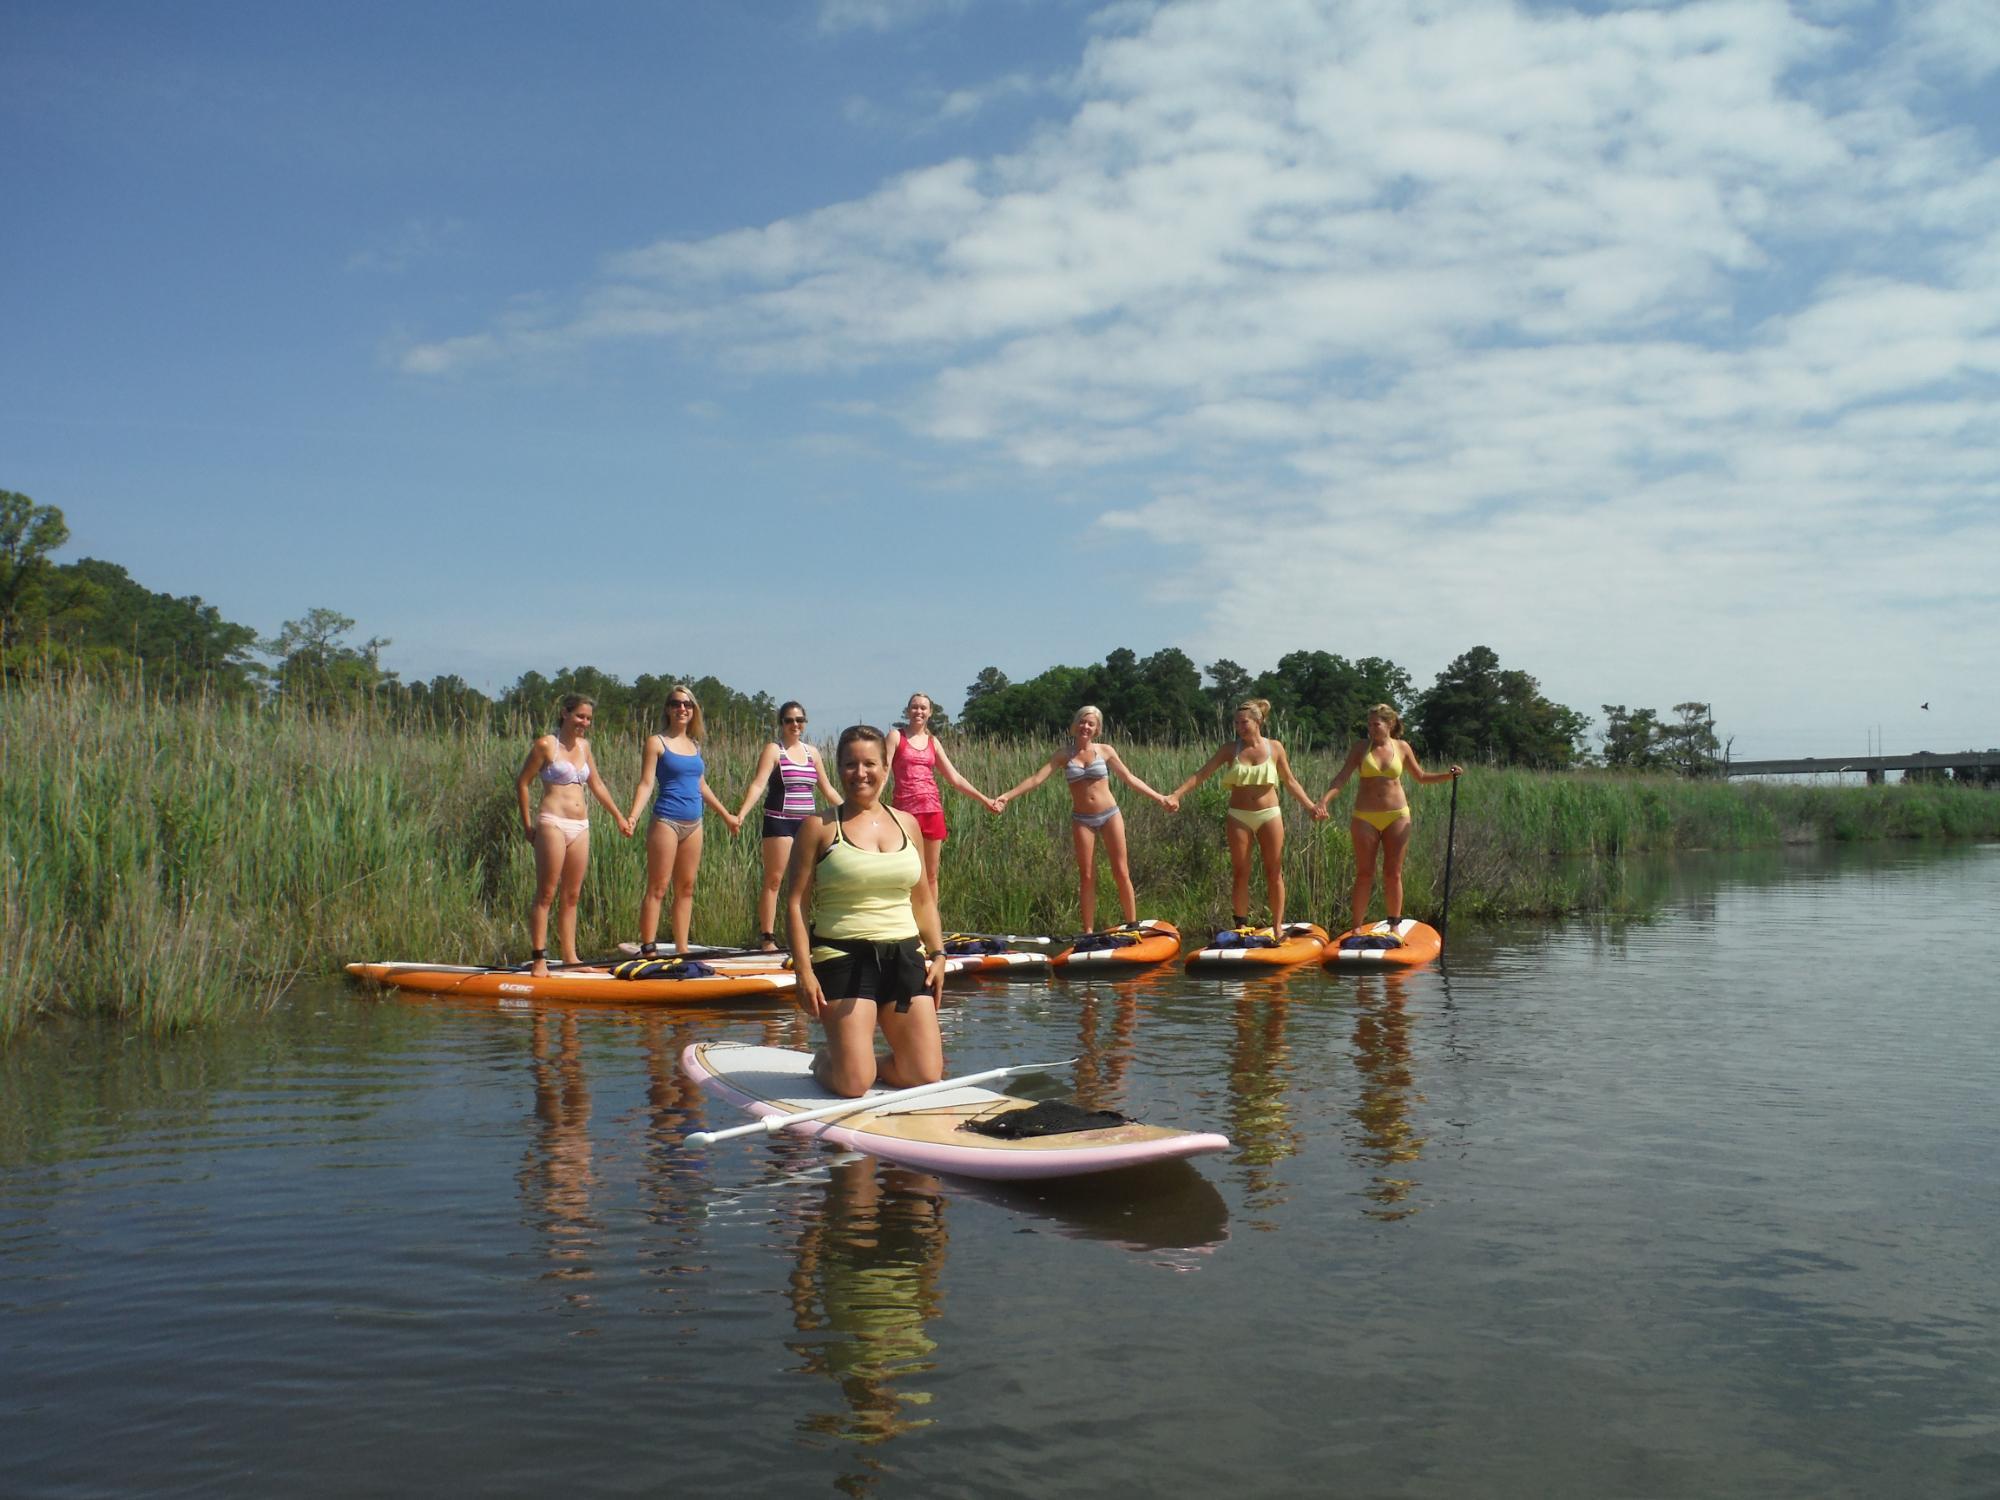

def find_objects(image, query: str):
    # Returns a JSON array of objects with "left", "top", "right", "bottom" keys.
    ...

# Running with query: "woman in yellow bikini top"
[
  {"left": 1169, "top": 698, "right": 1326, "bottom": 935},
  {"left": 1316, "top": 703, "right": 1463, "bottom": 934}
]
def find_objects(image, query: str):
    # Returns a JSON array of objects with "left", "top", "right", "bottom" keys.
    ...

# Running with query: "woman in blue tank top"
[{"left": 624, "top": 685, "right": 741, "bottom": 954}]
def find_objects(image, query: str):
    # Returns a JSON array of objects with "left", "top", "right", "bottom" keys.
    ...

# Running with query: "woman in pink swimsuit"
[
  {"left": 514, "top": 694, "right": 633, "bottom": 976},
  {"left": 883, "top": 691, "right": 1002, "bottom": 908}
]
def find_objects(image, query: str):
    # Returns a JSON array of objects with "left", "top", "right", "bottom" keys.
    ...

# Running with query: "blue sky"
[{"left": 5, "top": 0, "right": 1996, "bottom": 759}]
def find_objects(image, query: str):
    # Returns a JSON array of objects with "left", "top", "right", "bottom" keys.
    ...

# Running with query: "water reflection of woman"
[
  {"left": 1224, "top": 988, "right": 1303, "bottom": 1224},
  {"left": 786, "top": 1158, "right": 950, "bottom": 1453},
  {"left": 1348, "top": 978, "right": 1428, "bottom": 1221},
  {"left": 521, "top": 1010, "right": 601, "bottom": 1302}
]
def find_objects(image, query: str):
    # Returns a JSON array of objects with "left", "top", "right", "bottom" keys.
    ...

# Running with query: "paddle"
[
  {"left": 942, "top": 931, "right": 1056, "bottom": 947},
  {"left": 614, "top": 941, "right": 789, "bottom": 962},
  {"left": 682, "top": 1057, "right": 1079, "bottom": 1149},
  {"left": 1438, "top": 773, "right": 1460, "bottom": 960}
]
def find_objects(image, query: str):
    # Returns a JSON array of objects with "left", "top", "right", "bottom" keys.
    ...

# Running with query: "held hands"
[
  {"left": 1161, "top": 793, "right": 1180, "bottom": 813},
  {"left": 723, "top": 811, "right": 744, "bottom": 836},
  {"left": 1310, "top": 803, "right": 1330, "bottom": 822},
  {"left": 986, "top": 796, "right": 1006, "bottom": 814},
  {"left": 617, "top": 814, "right": 635, "bottom": 838}
]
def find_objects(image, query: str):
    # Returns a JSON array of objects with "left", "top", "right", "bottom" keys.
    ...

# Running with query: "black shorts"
[
  {"left": 762, "top": 813, "right": 805, "bottom": 840},
  {"left": 812, "top": 936, "right": 928, "bottom": 1012}
]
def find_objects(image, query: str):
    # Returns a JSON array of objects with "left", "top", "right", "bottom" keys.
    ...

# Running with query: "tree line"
[{"left": 3, "top": 485, "right": 1885, "bottom": 778}]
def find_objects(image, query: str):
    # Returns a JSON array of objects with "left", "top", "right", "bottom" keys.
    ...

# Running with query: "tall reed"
[{"left": 5, "top": 678, "right": 1996, "bottom": 1035}]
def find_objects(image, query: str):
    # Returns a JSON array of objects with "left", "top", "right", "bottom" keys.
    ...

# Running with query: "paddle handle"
[{"left": 683, "top": 1057, "right": 1078, "bottom": 1148}]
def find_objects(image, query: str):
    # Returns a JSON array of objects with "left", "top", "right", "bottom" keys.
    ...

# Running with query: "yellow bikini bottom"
[
  {"left": 1226, "top": 804, "right": 1282, "bottom": 830},
  {"left": 1352, "top": 806, "right": 1411, "bottom": 832}
]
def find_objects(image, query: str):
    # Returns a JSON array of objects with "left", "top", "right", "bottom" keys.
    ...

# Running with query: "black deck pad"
[{"left": 959, "top": 1100, "right": 1135, "bottom": 1139}]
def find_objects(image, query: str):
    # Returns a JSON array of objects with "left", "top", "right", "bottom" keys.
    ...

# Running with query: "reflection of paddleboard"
[
  {"left": 1183, "top": 922, "right": 1329, "bottom": 970},
  {"left": 1051, "top": 919, "right": 1182, "bottom": 970},
  {"left": 1324, "top": 918, "right": 1442, "bottom": 968},
  {"left": 682, "top": 1042, "right": 1231, "bottom": 1181},
  {"left": 960, "top": 1162, "right": 1231, "bottom": 1254},
  {"left": 347, "top": 960, "right": 794, "bottom": 1004}
]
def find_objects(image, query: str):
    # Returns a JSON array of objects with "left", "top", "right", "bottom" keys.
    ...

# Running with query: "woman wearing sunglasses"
[
  {"left": 626, "top": 685, "right": 741, "bottom": 954},
  {"left": 734, "top": 700, "right": 841, "bottom": 951}
]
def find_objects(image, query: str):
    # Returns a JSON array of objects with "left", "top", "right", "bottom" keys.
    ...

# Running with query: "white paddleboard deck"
[{"left": 683, "top": 1042, "right": 1230, "bottom": 1181}]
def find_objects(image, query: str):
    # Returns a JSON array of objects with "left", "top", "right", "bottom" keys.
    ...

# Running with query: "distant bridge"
[{"left": 1725, "top": 750, "right": 1996, "bottom": 783}]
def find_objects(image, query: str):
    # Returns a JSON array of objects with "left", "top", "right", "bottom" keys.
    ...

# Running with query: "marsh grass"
[{"left": 6, "top": 678, "right": 1997, "bottom": 1034}]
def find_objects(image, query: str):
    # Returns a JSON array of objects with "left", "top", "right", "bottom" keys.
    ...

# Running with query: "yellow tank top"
[
  {"left": 1357, "top": 745, "right": 1402, "bottom": 779},
  {"left": 1222, "top": 752, "right": 1279, "bottom": 789},
  {"left": 814, "top": 812, "right": 921, "bottom": 942}
]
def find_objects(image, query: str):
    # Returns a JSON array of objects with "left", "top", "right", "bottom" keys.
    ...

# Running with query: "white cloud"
[
  {"left": 401, "top": 0, "right": 2000, "bottom": 746},
  {"left": 818, "top": 0, "right": 973, "bottom": 34}
]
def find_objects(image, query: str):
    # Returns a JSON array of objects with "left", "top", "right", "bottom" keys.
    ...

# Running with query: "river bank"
[{"left": 6, "top": 678, "right": 1997, "bottom": 1033}]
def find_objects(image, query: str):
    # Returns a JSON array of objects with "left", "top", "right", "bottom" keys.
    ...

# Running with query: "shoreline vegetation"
[{"left": 6, "top": 676, "right": 1998, "bottom": 1037}]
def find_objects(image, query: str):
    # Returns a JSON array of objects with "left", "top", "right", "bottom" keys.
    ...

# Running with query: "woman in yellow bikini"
[
  {"left": 1171, "top": 699, "right": 1325, "bottom": 934},
  {"left": 1317, "top": 703, "right": 1463, "bottom": 932}
]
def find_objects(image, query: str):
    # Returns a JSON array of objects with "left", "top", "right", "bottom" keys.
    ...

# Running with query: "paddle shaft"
[
  {"left": 1439, "top": 774, "right": 1459, "bottom": 955},
  {"left": 683, "top": 1057, "right": 1078, "bottom": 1148}
]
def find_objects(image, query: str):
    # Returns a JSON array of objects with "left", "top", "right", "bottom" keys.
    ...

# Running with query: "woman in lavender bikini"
[
  {"left": 515, "top": 694, "right": 633, "bottom": 977},
  {"left": 995, "top": 705, "right": 1177, "bottom": 932}
]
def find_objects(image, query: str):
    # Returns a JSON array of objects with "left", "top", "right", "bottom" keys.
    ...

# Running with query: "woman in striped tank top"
[{"left": 734, "top": 701, "right": 841, "bottom": 950}]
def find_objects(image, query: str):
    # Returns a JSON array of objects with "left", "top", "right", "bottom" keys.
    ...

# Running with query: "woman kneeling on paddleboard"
[
  {"left": 787, "top": 724, "right": 952, "bottom": 1098},
  {"left": 994, "top": 704, "right": 1178, "bottom": 932},
  {"left": 515, "top": 694, "right": 634, "bottom": 977},
  {"left": 1316, "top": 703, "right": 1462, "bottom": 931},
  {"left": 1169, "top": 698, "right": 1325, "bottom": 934}
]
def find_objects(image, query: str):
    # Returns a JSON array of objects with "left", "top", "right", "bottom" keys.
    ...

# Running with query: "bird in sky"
[{"left": 1921, "top": 702, "right": 1930, "bottom": 710}]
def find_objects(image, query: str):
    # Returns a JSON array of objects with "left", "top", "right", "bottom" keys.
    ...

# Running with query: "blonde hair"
[
  {"left": 1234, "top": 698, "right": 1272, "bottom": 729},
  {"left": 1365, "top": 702, "right": 1403, "bottom": 737},
  {"left": 661, "top": 683, "right": 707, "bottom": 741},
  {"left": 1072, "top": 704, "right": 1103, "bottom": 732}
]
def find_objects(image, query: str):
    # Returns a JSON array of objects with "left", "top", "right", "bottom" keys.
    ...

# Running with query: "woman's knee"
[{"left": 822, "top": 1056, "right": 878, "bottom": 1097}]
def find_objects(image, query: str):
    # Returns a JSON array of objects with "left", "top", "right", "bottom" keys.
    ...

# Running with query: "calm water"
[{"left": 4, "top": 843, "right": 1999, "bottom": 1498}]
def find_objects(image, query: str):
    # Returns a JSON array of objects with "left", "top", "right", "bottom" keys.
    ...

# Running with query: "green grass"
[{"left": 6, "top": 677, "right": 1998, "bottom": 1035}]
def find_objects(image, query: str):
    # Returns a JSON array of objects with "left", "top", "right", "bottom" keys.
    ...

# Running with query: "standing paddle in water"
[
  {"left": 994, "top": 704, "right": 1178, "bottom": 932},
  {"left": 1169, "top": 698, "right": 1326, "bottom": 935},
  {"left": 786, "top": 724, "right": 952, "bottom": 1097},
  {"left": 1316, "top": 703, "right": 1463, "bottom": 933},
  {"left": 733, "top": 700, "right": 840, "bottom": 951},
  {"left": 626, "top": 685, "right": 741, "bottom": 956},
  {"left": 884, "top": 691, "right": 1003, "bottom": 911},
  {"left": 515, "top": 694, "right": 633, "bottom": 977}
]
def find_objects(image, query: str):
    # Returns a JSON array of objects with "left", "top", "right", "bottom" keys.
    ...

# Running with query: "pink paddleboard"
[{"left": 682, "top": 1042, "right": 1230, "bottom": 1181}]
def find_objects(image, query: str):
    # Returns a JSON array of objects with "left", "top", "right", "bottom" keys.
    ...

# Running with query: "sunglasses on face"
[
  {"left": 669, "top": 701, "right": 694, "bottom": 711},
  {"left": 781, "top": 716, "right": 806, "bottom": 725}
]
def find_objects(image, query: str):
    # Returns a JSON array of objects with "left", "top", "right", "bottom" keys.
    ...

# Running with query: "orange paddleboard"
[
  {"left": 1323, "top": 918, "right": 1443, "bottom": 969},
  {"left": 1183, "top": 922, "right": 1329, "bottom": 971}
]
